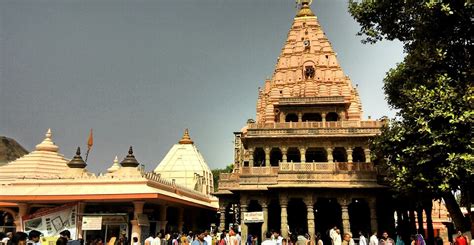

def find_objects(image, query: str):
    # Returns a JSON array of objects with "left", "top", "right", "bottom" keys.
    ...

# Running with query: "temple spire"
[
  {"left": 35, "top": 128, "right": 59, "bottom": 152},
  {"left": 67, "top": 147, "right": 87, "bottom": 169},
  {"left": 120, "top": 146, "right": 140, "bottom": 168},
  {"left": 178, "top": 128, "right": 194, "bottom": 144},
  {"left": 296, "top": 0, "right": 315, "bottom": 17}
]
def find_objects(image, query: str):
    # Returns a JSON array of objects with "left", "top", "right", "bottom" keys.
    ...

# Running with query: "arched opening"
[
  {"left": 270, "top": 148, "right": 282, "bottom": 166},
  {"left": 247, "top": 200, "right": 263, "bottom": 245},
  {"left": 333, "top": 147, "right": 347, "bottom": 162},
  {"left": 352, "top": 147, "right": 365, "bottom": 163},
  {"left": 0, "top": 210, "right": 15, "bottom": 233},
  {"left": 349, "top": 199, "right": 371, "bottom": 236},
  {"left": 287, "top": 147, "right": 301, "bottom": 162},
  {"left": 326, "top": 112, "right": 339, "bottom": 122},
  {"left": 305, "top": 147, "right": 327, "bottom": 162},
  {"left": 253, "top": 148, "right": 265, "bottom": 167},
  {"left": 285, "top": 113, "right": 298, "bottom": 122},
  {"left": 302, "top": 113, "right": 322, "bottom": 122},
  {"left": 268, "top": 200, "right": 281, "bottom": 233},
  {"left": 315, "top": 198, "right": 342, "bottom": 245},
  {"left": 288, "top": 198, "right": 308, "bottom": 235},
  {"left": 224, "top": 203, "right": 238, "bottom": 231}
]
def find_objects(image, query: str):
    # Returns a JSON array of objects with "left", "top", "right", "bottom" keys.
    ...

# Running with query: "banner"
[
  {"left": 243, "top": 211, "right": 264, "bottom": 223},
  {"left": 23, "top": 203, "right": 78, "bottom": 239}
]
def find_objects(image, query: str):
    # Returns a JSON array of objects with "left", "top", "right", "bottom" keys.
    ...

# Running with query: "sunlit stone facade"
[{"left": 216, "top": 2, "right": 394, "bottom": 244}]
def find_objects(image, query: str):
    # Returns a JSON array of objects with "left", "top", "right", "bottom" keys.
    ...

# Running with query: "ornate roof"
[
  {"left": 0, "top": 129, "right": 69, "bottom": 180},
  {"left": 256, "top": 1, "right": 363, "bottom": 123}
]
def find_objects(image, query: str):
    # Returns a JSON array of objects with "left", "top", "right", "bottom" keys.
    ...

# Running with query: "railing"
[
  {"left": 246, "top": 127, "right": 381, "bottom": 136},
  {"left": 240, "top": 167, "right": 279, "bottom": 175},
  {"left": 247, "top": 120, "right": 383, "bottom": 129},
  {"left": 279, "top": 162, "right": 374, "bottom": 172},
  {"left": 278, "top": 96, "right": 346, "bottom": 105}
]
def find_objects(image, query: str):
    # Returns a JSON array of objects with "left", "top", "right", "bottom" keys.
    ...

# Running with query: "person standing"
[
  {"left": 333, "top": 230, "right": 341, "bottom": 245},
  {"left": 261, "top": 232, "right": 276, "bottom": 245},
  {"left": 379, "top": 232, "right": 394, "bottom": 245},
  {"left": 329, "top": 227, "right": 337, "bottom": 245},
  {"left": 454, "top": 231, "right": 468, "bottom": 245},
  {"left": 359, "top": 232, "right": 367, "bottom": 245},
  {"left": 191, "top": 231, "right": 207, "bottom": 245},
  {"left": 27, "top": 230, "right": 42, "bottom": 245},
  {"left": 342, "top": 234, "right": 351, "bottom": 245},
  {"left": 369, "top": 232, "right": 378, "bottom": 245}
]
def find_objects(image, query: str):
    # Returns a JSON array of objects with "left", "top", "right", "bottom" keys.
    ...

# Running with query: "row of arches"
[
  {"left": 250, "top": 147, "right": 366, "bottom": 166},
  {"left": 285, "top": 112, "right": 339, "bottom": 122}
]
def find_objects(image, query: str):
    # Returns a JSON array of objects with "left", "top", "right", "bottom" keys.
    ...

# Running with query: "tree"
[
  {"left": 212, "top": 164, "right": 234, "bottom": 192},
  {"left": 349, "top": 0, "right": 473, "bottom": 233}
]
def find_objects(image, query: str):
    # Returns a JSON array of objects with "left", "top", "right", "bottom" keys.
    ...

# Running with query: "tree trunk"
[
  {"left": 417, "top": 204, "right": 424, "bottom": 235},
  {"left": 424, "top": 200, "right": 434, "bottom": 245},
  {"left": 442, "top": 191, "right": 468, "bottom": 232}
]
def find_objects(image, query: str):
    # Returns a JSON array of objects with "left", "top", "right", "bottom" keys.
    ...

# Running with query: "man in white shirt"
[
  {"left": 1, "top": 232, "right": 13, "bottom": 244},
  {"left": 144, "top": 234, "right": 154, "bottom": 245},
  {"left": 329, "top": 227, "right": 337, "bottom": 245},
  {"left": 272, "top": 231, "right": 283, "bottom": 245},
  {"left": 204, "top": 231, "right": 213, "bottom": 245},
  {"left": 359, "top": 232, "right": 367, "bottom": 245},
  {"left": 369, "top": 232, "right": 378, "bottom": 245},
  {"left": 27, "top": 230, "right": 42, "bottom": 245},
  {"left": 262, "top": 232, "right": 276, "bottom": 245},
  {"left": 333, "top": 229, "right": 342, "bottom": 245}
]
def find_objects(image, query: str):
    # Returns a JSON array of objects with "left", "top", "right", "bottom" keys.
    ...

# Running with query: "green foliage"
[
  {"left": 211, "top": 164, "right": 234, "bottom": 192},
  {"left": 349, "top": 0, "right": 473, "bottom": 230}
]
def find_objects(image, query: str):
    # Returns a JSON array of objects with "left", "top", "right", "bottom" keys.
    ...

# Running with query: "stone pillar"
[
  {"left": 327, "top": 147, "right": 333, "bottom": 163},
  {"left": 346, "top": 148, "right": 353, "bottom": 163},
  {"left": 265, "top": 147, "right": 271, "bottom": 167},
  {"left": 282, "top": 147, "right": 288, "bottom": 163},
  {"left": 300, "top": 147, "right": 306, "bottom": 163},
  {"left": 338, "top": 198, "right": 351, "bottom": 235},
  {"left": 261, "top": 200, "right": 269, "bottom": 240},
  {"left": 321, "top": 113, "right": 326, "bottom": 127},
  {"left": 304, "top": 197, "right": 315, "bottom": 244},
  {"left": 280, "top": 112, "right": 286, "bottom": 123},
  {"left": 132, "top": 201, "right": 145, "bottom": 245},
  {"left": 77, "top": 202, "right": 86, "bottom": 239},
  {"left": 249, "top": 148, "right": 254, "bottom": 167},
  {"left": 158, "top": 205, "right": 168, "bottom": 232},
  {"left": 240, "top": 204, "right": 248, "bottom": 245},
  {"left": 177, "top": 207, "right": 184, "bottom": 232},
  {"left": 279, "top": 193, "right": 289, "bottom": 238},
  {"left": 219, "top": 204, "right": 226, "bottom": 232},
  {"left": 298, "top": 112, "right": 303, "bottom": 122},
  {"left": 15, "top": 203, "right": 29, "bottom": 231},
  {"left": 368, "top": 198, "right": 378, "bottom": 232},
  {"left": 364, "top": 149, "right": 371, "bottom": 163}
]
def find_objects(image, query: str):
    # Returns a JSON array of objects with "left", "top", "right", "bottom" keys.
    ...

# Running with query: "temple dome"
[
  {"left": 0, "top": 129, "right": 69, "bottom": 181},
  {"left": 154, "top": 129, "right": 214, "bottom": 195}
]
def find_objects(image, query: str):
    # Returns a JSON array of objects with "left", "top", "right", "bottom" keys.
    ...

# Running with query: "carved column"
[
  {"left": 322, "top": 113, "right": 326, "bottom": 127},
  {"left": 298, "top": 112, "right": 303, "bottom": 122},
  {"left": 280, "top": 193, "right": 289, "bottom": 238},
  {"left": 338, "top": 197, "right": 351, "bottom": 235},
  {"left": 158, "top": 205, "right": 168, "bottom": 232},
  {"left": 15, "top": 203, "right": 29, "bottom": 231},
  {"left": 346, "top": 148, "right": 353, "bottom": 163},
  {"left": 368, "top": 198, "right": 378, "bottom": 232},
  {"left": 364, "top": 148, "right": 371, "bottom": 163},
  {"left": 132, "top": 201, "right": 145, "bottom": 245},
  {"left": 304, "top": 196, "right": 315, "bottom": 244},
  {"left": 219, "top": 204, "right": 227, "bottom": 232},
  {"left": 300, "top": 147, "right": 306, "bottom": 163},
  {"left": 77, "top": 202, "right": 86, "bottom": 239},
  {"left": 282, "top": 147, "right": 288, "bottom": 163},
  {"left": 249, "top": 148, "right": 254, "bottom": 167},
  {"left": 265, "top": 147, "right": 271, "bottom": 167},
  {"left": 177, "top": 207, "right": 184, "bottom": 232},
  {"left": 261, "top": 200, "right": 269, "bottom": 240},
  {"left": 327, "top": 147, "right": 333, "bottom": 163},
  {"left": 280, "top": 112, "right": 286, "bottom": 123},
  {"left": 240, "top": 203, "right": 248, "bottom": 245}
]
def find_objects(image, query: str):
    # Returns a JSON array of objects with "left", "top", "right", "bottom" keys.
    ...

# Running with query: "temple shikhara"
[{"left": 216, "top": 1, "right": 439, "bottom": 243}]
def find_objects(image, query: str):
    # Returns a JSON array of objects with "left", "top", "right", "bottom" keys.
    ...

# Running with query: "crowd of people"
[{"left": 0, "top": 228, "right": 471, "bottom": 245}]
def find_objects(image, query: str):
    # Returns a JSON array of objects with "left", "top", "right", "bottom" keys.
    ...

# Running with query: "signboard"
[
  {"left": 23, "top": 203, "right": 78, "bottom": 239},
  {"left": 243, "top": 212, "right": 264, "bottom": 223},
  {"left": 82, "top": 216, "right": 102, "bottom": 230}
]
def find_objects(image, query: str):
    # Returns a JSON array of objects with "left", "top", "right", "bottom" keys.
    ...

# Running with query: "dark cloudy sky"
[{"left": 0, "top": 0, "right": 404, "bottom": 173}]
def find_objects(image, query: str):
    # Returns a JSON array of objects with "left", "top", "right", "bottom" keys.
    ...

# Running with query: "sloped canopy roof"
[{"left": 0, "top": 136, "right": 28, "bottom": 166}]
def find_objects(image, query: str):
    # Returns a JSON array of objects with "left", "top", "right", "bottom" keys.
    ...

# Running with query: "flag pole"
[{"left": 85, "top": 128, "right": 93, "bottom": 162}]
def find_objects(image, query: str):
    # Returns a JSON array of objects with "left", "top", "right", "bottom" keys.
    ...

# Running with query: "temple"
[{"left": 216, "top": 1, "right": 393, "bottom": 243}]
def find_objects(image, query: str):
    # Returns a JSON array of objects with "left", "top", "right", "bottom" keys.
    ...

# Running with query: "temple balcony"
[
  {"left": 277, "top": 96, "right": 347, "bottom": 105},
  {"left": 217, "top": 162, "right": 382, "bottom": 191}
]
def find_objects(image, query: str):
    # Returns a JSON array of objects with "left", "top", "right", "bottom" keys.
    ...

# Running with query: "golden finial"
[
  {"left": 296, "top": 0, "right": 315, "bottom": 17},
  {"left": 179, "top": 128, "right": 194, "bottom": 144}
]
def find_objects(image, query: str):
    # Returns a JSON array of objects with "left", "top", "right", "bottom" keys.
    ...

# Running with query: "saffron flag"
[{"left": 87, "top": 128, "right": 93, "bottom": 150}]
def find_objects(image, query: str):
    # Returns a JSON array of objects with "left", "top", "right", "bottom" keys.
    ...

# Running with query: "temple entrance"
[
  {"left": 268, "top": 200, "right": 281, "bottom": 233},
  {"left": 314, "top": 198, "right": 342, "bottom": 245},
  {"left": 349, "top": 199, "right": 370, "bottom": 235},
  {"left": 247, "top": 200, "right": 262, "bottom": 244},
  {"left": 270, "top": 148, "right": 283, "bottom": 166},
  {"left": 288, "top": 198, "right": 307, "bottom": 235}
]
